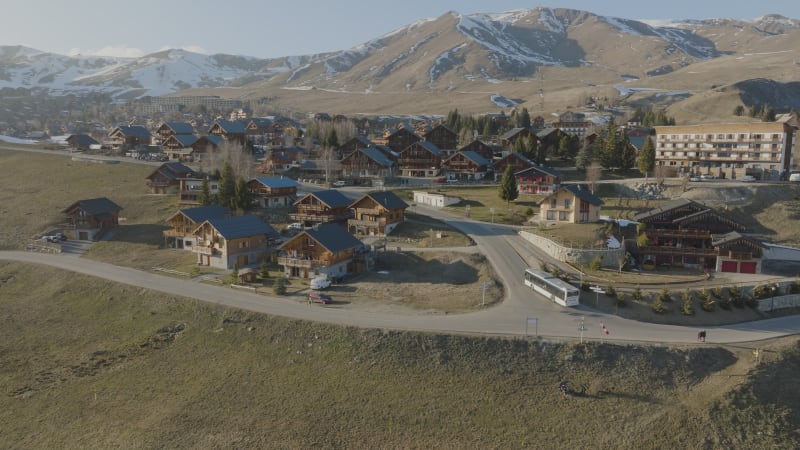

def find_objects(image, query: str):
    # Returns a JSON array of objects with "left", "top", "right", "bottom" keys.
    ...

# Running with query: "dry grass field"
[{"left": 1, "top": 261, "right": 798, "bottom": 449}]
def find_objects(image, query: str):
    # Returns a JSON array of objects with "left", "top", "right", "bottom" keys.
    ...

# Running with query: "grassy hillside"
[{"left": 1, "top": 261, "right": 798, "bottom": 449}]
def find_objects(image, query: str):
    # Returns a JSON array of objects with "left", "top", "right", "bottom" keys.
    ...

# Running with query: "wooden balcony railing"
[{"left": 640, "top": 246, "right": 717, "bottom": 256}]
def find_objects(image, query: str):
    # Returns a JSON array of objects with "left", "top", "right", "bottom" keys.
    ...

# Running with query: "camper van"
[
  {"left": 789, "top": 173, "right": 800, "bottom": 183},
  {"left": 310, "top": 276, "right": 331, "bottom": 290}
]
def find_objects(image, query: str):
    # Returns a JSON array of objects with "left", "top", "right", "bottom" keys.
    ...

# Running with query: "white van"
[
  {"left": 789, "top": 173, "right": 800, "bottom": 183},
  {"left": 310, "top": 276, "right": 331, "bottom": 290}
]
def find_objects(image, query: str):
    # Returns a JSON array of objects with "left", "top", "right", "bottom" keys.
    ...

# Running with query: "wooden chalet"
[
  {"left": 207, "top": 120, "right": 247, "bottom": 145},
  {"left": 458, "top": 139, "right": 496, "bottom": 161},
  {"left": 339, "top": 136, "right": 375, "bottom": 157},
  {"left": 536, "top": 128, "right": 569, "bottom": 151},
  {"left": 146, "top": 162, "right": 195, "bottom": 194},
  {"left": 492, "top": 153, "right": 535, "bottom": 181},
  {"left": 398, "top": 141, "right": 442, "bottom": 177},
  {"left": 178, "top": 177, "right": 219, "bottom": 205},
  {"left": 441, "top": 151, "right": 491, "bottom": 180},
  {"left": 290, "top": 189, "right": 352, "bottom": 226},
  {"left": 340, "top": 146, "right": 395, "bottom": 179},
  {"left": 192, "top": 215, "right": 278, "bottom": 270},
  {"left": 62, "top": 197, "right": 123, "bottom": 241},
  {"left": 162, "top": 205, "right": 230, "bottom": 249},
  {"left": 348, "top": 191, "right": 409, "bottom": 236},
  {"left": 277, "top": 223, "right": 367, "bottom": 279},
  {"left": 515, "top": 165, "right": 561, "bottom": 194},
  {"left": 712, "top": 232, "right": 767, "bottom": 274},
  {"left": 247, "top": 177, "right": 301, "bottom": 208},
  {"left": 242, "top": 117, "right": 274, "bottom": 145},
  {"left": 538, "top": 185, "right": 603, "bottom": 224},
  {"left": 633, "top": 199, "right": 751, "bottom": 272},
  {"left": 376, "top": 124, "right": 421, "bottom": 152},
  {"left": 499, "top": 127, "right": 536, "bottom": 149},
  {"left": 107, "top": 125, "right": 151, "bottom": 149},
  {"left": 161, "top": 134, "right": 198, "bottom": 152},
  {"left": 65, "top": 134, "right": 99, "bottom": 151},
  {"left": 419, "top": 123, "right": 458, "bottom": 155},
  {"left": 155, "top": 121, "right": 193, "bottom": 141}
]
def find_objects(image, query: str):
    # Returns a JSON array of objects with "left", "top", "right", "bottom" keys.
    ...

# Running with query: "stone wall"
[{"left": 518, "top": 230, "right": 626, "bottom": 268}]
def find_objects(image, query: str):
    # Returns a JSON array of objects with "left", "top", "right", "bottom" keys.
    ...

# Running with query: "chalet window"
[
  {"left": 559, "top": 211, "right": 568, "bottom": 221},
  {"left": 546, "top": 211, "right": 556, "bottom": 220},
  {"left": 550, "top": 199, "right": 557, "bottom": 208},
  {"left": 564, "top": 199, "right": 571, "bottom": 209}
]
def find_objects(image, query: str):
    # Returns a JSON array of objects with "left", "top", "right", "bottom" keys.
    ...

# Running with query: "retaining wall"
[{"left": 518, "top": 230, "right": 626, "bottom": 268}]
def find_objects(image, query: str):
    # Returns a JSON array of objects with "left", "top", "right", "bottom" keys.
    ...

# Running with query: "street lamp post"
[{"left": 577, "top": 316, "right": 587, "bottom": 344}]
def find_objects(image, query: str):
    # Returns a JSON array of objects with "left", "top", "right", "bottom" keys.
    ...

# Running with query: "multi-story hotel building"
[{"left": 654, "top": 123, "right": 797, "bottom": 180}]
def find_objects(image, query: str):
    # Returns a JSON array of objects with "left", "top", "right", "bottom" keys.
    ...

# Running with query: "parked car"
[
  {"left": 689, "top": 176, "right": 702, "bottom": 182},
  {"left": 287, "top": 222, "right": 304, "bottom": 231},
  {"left": 310, "top": 276, "right": 331, "bottom": 290},
  {"left": 789, "top": 173, "right": 800, "bottom": 183},
  {"left": 739, "top": 175, "right": 757, "bottom": 182},
  {"left": 308, "top": 291, "right": 332, "bottom": 304},
  {"left": 700, "top": 174, "right": 715, "bottom": 180},
  {"left": 333, "top": 180, "right": 350, "bottom": 187}
]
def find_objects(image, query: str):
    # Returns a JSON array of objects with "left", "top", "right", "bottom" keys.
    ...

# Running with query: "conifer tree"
[
  {"left": 217, "top": 159, "right": 236, "bottom": 209},
  {"left": 198, "top": 177, "right": 212, "bottom": 206},
  {"left": 498, "top": 164, "right": 519, "bottom": 207},
  {"left": 637, "top": 136, "right": 655, "bottom": 178}
]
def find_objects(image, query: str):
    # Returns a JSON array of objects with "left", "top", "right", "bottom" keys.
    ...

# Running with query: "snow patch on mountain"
[
  {"left": 490, "top": 94, "right": 518, "bottom": 107},
  {"left": 429, "top": 43, "right": 466, "bottom": 83}
]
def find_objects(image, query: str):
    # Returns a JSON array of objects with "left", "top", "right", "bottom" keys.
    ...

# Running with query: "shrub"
[
  {"left": 605, "top": 284, "right": 616, "bottom": 297},
  {"left": 258, "top": 261, "right": 270, "bottom": 281},
  {"left": 728, "top": 285, "right": 744, "bottom": 308},
  {"left": 589, "top": 255, "right": 602, "bottom": 271},
  {"left": 697, "top": 289, "right": 711, "bottom": 303},
  {"left": 719, "top": 294, "right": 732, "bottom": 310},
  {"left": 744, "top": 294, "right": 759, "bottom": 309},
  {"left": 652, "top": 295, "right": 667, "bottom": 314},
  {"left": 580, "top": 280, "right": 590, "bottom": 291},
  {"left": 658, "top": 288, "right": 672, "bottom": 303},
  {"left": 615, "top": 291, "right": 626, "bottom": 308},
  {"left": 273, "top": 277, "right": 287, "bottom": 295},
  {"left": 525, "top": 207, "right": 534, "bottom": 216},
  {"left": 631, "top": 287, "right": 644, "bottom": 302},
  {"left": 711, "top": 287, "right": 723, "bottom": 299},
  {"left": 681, "top": 290, "right": 694, "bottom": 315},
  {"left": 540, "top": 261, "right": 550, "bottom": 272},
  {"left": 752, "top": 284, "right": 773, "bottom": 300},
  {"left": 229, "top": 266, "right": 240, "bottom": 284},
  {"left": 701, "top": 295, "right": 716, "bottom": 312}
]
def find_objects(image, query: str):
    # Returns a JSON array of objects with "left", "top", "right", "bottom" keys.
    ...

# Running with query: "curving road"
[{"left": 3, "top": 210, "right": 799, "bottom": 344}]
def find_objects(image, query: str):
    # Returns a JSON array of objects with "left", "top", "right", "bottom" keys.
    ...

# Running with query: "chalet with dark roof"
[
  {"left": 108, "top": 125, "right": 151, "bottom": 149},
  {"left": 290, "top": 189, "right": 352, "bottom": 226},
  {"left": 340, "top": 146, "right": 395, "bottom": 179},
  {"left": 146, "top": 162, "right": 195, "bottom": 194},
  {"left": 633, "top": 199, "right": 757, "bottom": 273},
  {"left": 376, "top": 124, "right": 421, "bottom": 152},
  {"left": 155, "top": 122, "right": 194, "bottom": 141},
  {"left": 163, "top": 205, "right": 230, "bottom": 249},
  {"left": 398, "top": 141, "right": 442, "bottom": 177},
  {"left": 458, "top": 139, "right": 496, "bottom": 161},
  {"left": 190, "top": 135, "right": 224, "bottom": 155},
  {"left": 500, "top": 127, "right": 536, "bottom": 149},
  {"left": 208, "top": 120, "right": 247, "bottom": 145},
  {"left": 348, "top": 191, "right": 408, "bottom": 236},
  {"left": 538, "top": 185, "right": 603, "bottom": 224},
  {"left": 339, "top": 136, "right": 375, "bottom": 157},
  {"left": 66, "top": 134, "right": 99, "bottom": 151},
  {"left": 247, "top": 177, "right": 301, "bottom": 208},
  {"left": 536, "top": 128, "right": 569, "bottom": 150},
  {"left": 178, "top": 177, "right": 219, "bottom": 205},
  {"left": 492, "top": 153, "right": 535, "bottom": 181},
  {"left": 192, "top": 215, "right": 278, "bottom": 269},
  {"left": 63, "top": 197, "right": 123, "bottom": 241},
  {"left": 278, "top": 223, "right": 367, "bottom": 279},
  {"left": 420, "top": 123, "right": 458, "bottom": 155},
  {"left": 515, "top": 165, "right": 561, "bottom": 194},
  {"left": 161, "top": 134, "right": 199, "bottom": 152},
  {"left": 442, "top": 151, "right": 491, "bottom": 180}
]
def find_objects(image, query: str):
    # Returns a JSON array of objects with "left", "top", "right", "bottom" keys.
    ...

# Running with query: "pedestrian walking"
[{"left": 697, "top": 330, "right": 706, "bottom": 342}]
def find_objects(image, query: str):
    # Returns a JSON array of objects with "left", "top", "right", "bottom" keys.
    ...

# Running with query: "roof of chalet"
[
  {"left": 711, "top": 231, "right": 766, "bottom": 248},
  {"left": 373, "top": 144, "right": 398, "bottom": 159},
  {"left": 672, "top": 208, "right": 746, "bottom": 231},
  {"left": 250, "top": 176, "right": 301, "bottom": 189},
  {"left": 632, "top": 198, "right": 702, "bottom": 221},
  {"left": 245, "top": 117, "right": 273, "bottom": 128},
  {"left": 540, "top": 184, "right": 604, "bottom": 206},
  {"left": 166, "top": 134, "right": 199, "bottom": 147},
  {"left": 447, "top": 150, "right": 490, "bottom": 166},
  {"left": 352, "top": 191, "right": 409, "bottom": 210},
  {"left": 536, "top": 128, "right": 562, "bottom": 139},
  {"left": 212, "top": 120, "right": 247, "bottom": 134},
  {"left": 63, "top": 197, "right": 123, "bottom": 215},
  {"left": 202, "top": 215, "right": 278, "bottom": 240},
  {"left": 495, "top": 152, "right": 535, "bottom": 167},
  {"left": 195, "top": 135, "right": 224, "bottom": 146},
  {"left": 515, "top": 164, "right": 561, "bottom": 178},
  {"left": 346, "top": 136, "right": 374, "bottom": 147},
  {"left": 67, "top": 134, "right": 99, "bottom": 146},
  {"left": 112, "top": 125, "right": 151, "bottom": 138},
  {"left": 357, "top": 146, "right": 394, "bottom": 167},
  {"left": 173, "top": 205, "right": 230, "bottom": 223},
  {"left": 163, "top": 121, "right": 194, "bottom": 134},
  {"left": 406, "top": 141, "right": 441, "bottom": 156},
  {"left": 301, "top": 189, "right": 351, "bottom": 208},
  {"left": 500, "top": 127, "right": 529, "bottom": 140},
  {"left": 148, "top": 162, "right": 195, "bottom": 180},
  {"left": 302, "top": 223, "right": 364, "bottom": 253}
]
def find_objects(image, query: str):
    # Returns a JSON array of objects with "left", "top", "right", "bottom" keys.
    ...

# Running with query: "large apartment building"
[{"left": 654, "top": 123, "right": 797, "bottom": 180}]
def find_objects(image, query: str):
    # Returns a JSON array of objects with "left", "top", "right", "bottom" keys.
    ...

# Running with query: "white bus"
[{"left": 524, "top": 268, "right": 581, "bottom": 307}]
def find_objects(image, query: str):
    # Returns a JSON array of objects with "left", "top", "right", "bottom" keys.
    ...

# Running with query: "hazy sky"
[{"left": 3, "top": 0, "right": 799, "bottom": 59}]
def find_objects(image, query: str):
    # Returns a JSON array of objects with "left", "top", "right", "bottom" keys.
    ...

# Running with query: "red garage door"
[
  {"left": 740, "top": 262, "right": 757, "bottom": 274},
  {"left": 721, "top": 261, "right": 738, "bottom": 272}
]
